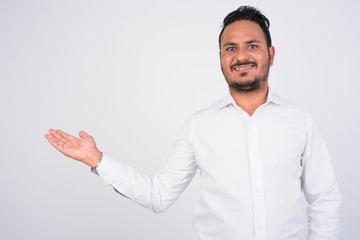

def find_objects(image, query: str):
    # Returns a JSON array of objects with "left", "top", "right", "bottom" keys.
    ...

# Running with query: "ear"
[{"left": 268, "top": 46, "right": 275, "bottom": 66}]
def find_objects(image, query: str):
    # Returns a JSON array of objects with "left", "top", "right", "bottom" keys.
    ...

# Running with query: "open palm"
[{"left": 45, "top": 129, "right": 101, "bottom": 167}]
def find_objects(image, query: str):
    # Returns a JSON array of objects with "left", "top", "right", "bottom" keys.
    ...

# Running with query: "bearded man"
[{"left": 45, "top": 6, "right": 341, "bottom": 240}]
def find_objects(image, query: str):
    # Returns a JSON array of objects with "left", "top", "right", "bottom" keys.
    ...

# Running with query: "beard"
[
  {"left": 222, "top": 59, "right": 270, "bottom": 94},
  {"left": 228, "top": 73, "right": 263, "bottom": 93}
]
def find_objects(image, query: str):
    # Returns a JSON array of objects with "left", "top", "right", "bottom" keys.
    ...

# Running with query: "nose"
[{"left": 234, "top": 47, "right": 250, "bottom": 61}]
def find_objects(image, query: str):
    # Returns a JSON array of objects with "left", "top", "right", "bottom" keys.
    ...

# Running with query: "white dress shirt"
[{"left": 93, "top": 89, "right": 340, "bottom": 240}]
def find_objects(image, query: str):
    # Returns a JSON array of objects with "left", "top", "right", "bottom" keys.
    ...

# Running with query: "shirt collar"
[{"left": 216, "top": 88, "right": 286, "bottom": 110}]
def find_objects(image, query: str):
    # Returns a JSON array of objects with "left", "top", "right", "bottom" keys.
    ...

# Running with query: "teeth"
[{"left": 234, "top": 65, "right": 252, "bottom": 71}]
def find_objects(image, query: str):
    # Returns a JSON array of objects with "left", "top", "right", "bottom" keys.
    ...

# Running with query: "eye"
[
  {"left": 248, "top": 44, "right": 258, "bottom": 49},
  {"left": 226, "top": 46, "right": 236, "bottom": 51}
]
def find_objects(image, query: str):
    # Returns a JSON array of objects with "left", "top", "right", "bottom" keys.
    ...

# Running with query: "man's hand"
[{"left": 45, "top": 129, "right": 102, "bottom": 168}]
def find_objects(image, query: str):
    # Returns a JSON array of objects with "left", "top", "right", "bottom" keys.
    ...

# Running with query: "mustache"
[{"left": 231, "top": 61, "right": 257, "bottom": 70}]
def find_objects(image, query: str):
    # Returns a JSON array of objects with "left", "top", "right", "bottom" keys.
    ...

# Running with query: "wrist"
[{"left": 88, "top": 150, "right": 103, "bottom": 169}]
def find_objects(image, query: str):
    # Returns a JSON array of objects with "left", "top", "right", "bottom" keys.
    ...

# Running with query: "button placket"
[{"left": 247, "top": 117, "right": 267, "bottom": 240}]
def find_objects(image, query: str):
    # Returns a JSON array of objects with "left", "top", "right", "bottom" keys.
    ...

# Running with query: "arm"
[
  {"left": 94, "top": 135, "right": 197, "bottom": 213},
  {"left": 92, "top": 120, "right": 197, "bottom": 213},
  {"left": 45, "top": 121, "right": 197, "bottom": 213},
  {"left": 301, "top": 114, "right": 341, "bottom": 240}
]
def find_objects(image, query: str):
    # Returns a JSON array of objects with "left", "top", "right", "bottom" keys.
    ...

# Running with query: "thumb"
[{"left": 79, "top": 131, "right": 90, "bottom": 139}]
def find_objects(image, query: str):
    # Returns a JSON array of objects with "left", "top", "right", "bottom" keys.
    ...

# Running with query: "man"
[{"left": 45, "top": 6, "right": 340, "bottom": 240}]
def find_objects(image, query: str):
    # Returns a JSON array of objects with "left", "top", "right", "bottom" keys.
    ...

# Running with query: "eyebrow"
[
  {"left": 246, "top": 39, "right": 262, "bottom": 44},
  {"left": 222, "top": 39, "right": 262, "bottom": 48},
  {"left": 222, "top": 42, "right": 237, "bottom": 48}
]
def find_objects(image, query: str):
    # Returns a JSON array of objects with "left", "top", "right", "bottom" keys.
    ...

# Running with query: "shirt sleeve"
[
  {"left": 301, "top": 113, "right": 341, "bottom": 240},
  {"left": 91, "top": 119, "right": 197, "bottom": 213}
]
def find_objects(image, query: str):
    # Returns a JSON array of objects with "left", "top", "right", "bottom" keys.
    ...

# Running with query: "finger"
[
  {"left": 45, "top": 133, "right": 53, "bottom": 140},
  {"left": 49, "top": 128, "right": 57, "bottom": 136},
  {"left": 45, "top": 132, "right": 61, "bottom": 142},
  {"left": 46, "top": 135, "right": 64, "bottom": 151},
  {"left": 49, "top": 129, "right": 66, "bottom": 141},
  {"left": 46, "top": 133, "right": 64, "bottom": 145},
  {"left": 79, "top": 131, "right": 90, "bottom": 139},
  {"left": 49, "top": 129, "right": 62, "bottom": 139},
  {"left": 56, "top": 129, "right": 75, "bottom": 141}
]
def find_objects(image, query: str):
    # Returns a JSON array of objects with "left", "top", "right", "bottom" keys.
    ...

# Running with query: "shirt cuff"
[{"left": 90, "top": 153, "right": 133, "bottom": 198}]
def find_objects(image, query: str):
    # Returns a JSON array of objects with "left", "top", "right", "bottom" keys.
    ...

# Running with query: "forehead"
[{"left": 221, "top": 20, "right": 266, "bottom": 45}]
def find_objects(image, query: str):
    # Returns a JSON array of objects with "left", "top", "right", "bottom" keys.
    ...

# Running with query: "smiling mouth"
[{"left": 233, "top": 64, "right": 254, "bottom": 72}]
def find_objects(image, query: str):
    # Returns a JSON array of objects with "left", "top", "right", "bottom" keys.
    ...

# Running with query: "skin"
[
  {"left": 220, "top": 20, "right": 275, "bottom": 116},
  {"left": 45, "top": 19, "right": 276, "bottom": 164},
  {"left": 45, "top": 129, "right": 101, "bottom": 168}
]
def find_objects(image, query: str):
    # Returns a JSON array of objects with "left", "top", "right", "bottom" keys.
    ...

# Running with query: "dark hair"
[{"left": 218, "top": 6, "right": 272, "bottom": 48}]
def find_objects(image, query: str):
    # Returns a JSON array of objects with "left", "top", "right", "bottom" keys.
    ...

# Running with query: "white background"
[{"left": 1, "top": 0, "right": 359, "bottom": 239}]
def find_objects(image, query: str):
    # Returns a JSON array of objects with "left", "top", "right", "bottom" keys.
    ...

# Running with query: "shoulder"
[
  {"left": 188, "top": 95, "right": 229, "bottom": 121},
  {"left": 176, "top": 96, "right": 226, "bottom": 138},
  {"left": 273, "top": 92, "right": 313, "bottom": 117},
  {"left": 270, "top": 92, "right": 317, "bottom": 130}
]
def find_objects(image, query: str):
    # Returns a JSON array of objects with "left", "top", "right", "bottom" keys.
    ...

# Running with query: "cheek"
[
  {"left": 254, "top": 52, "right": 269, "bottom": 64},
  {"left": 220, "top": 55, "right": 233, "bottom": 68}
]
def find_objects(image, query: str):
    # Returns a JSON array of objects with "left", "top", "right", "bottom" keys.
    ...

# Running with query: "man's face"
[{"left": 220, "top": 20, "right": 275, "bottom": 93}]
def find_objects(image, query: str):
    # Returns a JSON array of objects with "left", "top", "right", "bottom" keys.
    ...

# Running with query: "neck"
[{"left": 229, "top": 85, "right": 269, "bottom": 116}]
